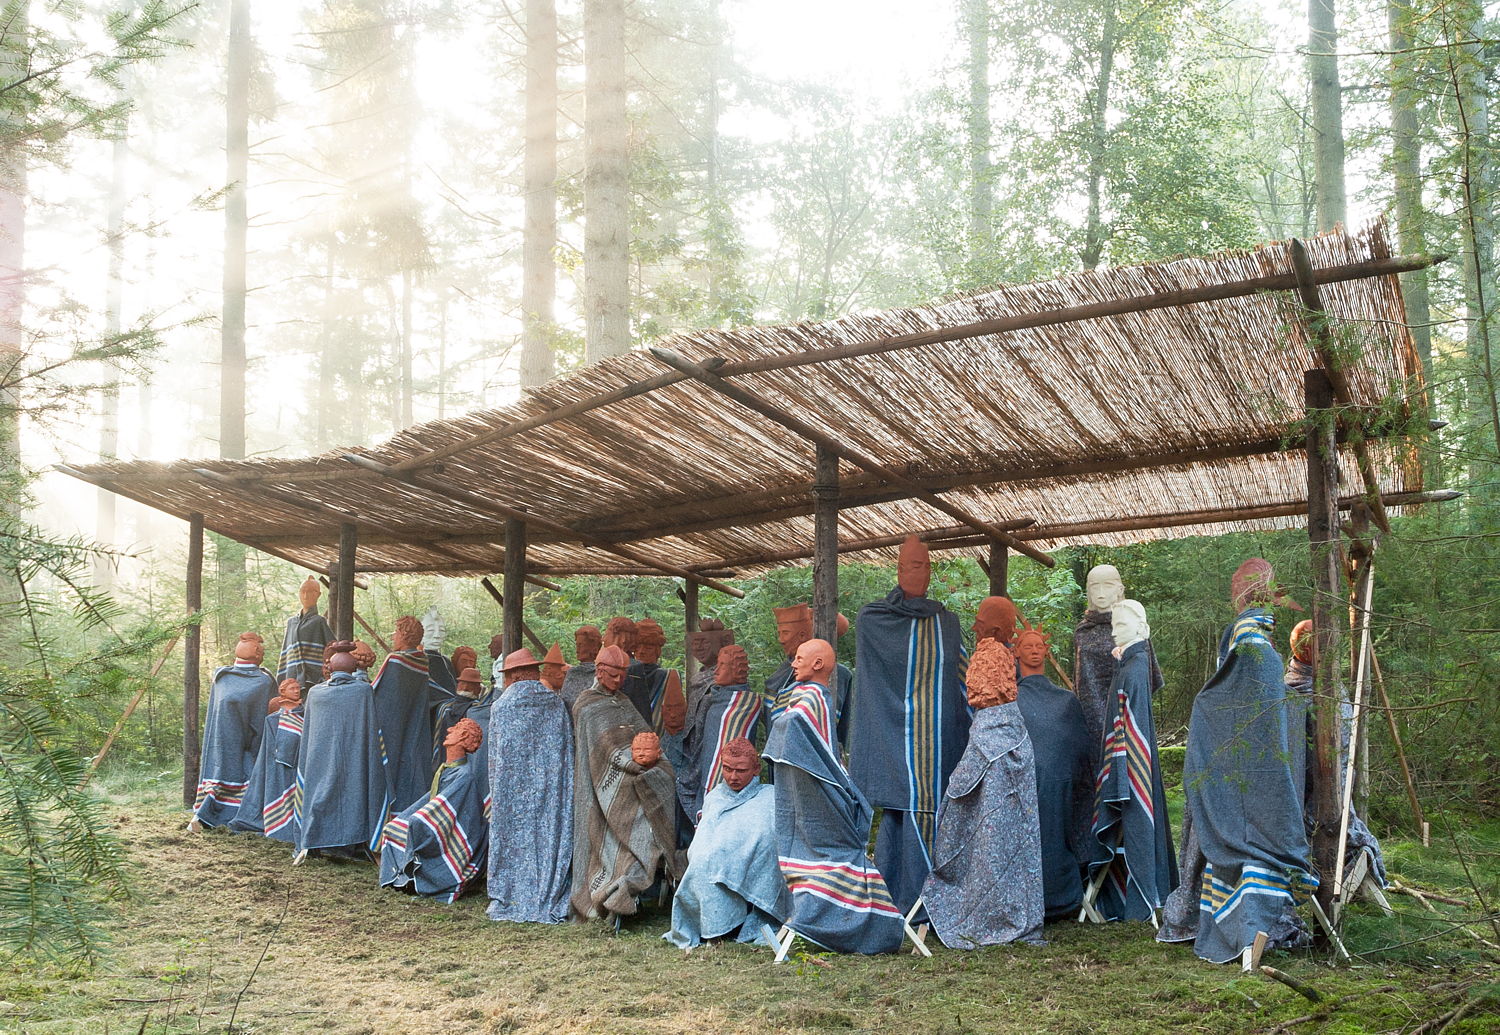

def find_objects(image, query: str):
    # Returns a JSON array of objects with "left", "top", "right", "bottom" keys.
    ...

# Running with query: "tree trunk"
[
  {"left": 520, "top": 0, "right": 558, "bottom": 387},
  {"left": 400, "top": 265, "right": 413, "bottom": 428},
  {"left": 1389, "top": 0, "right": 1431, "bottom": 376},
  {"left": 1309, "top": 0, "right": 1347, "bottom": 230},
  {"left": 1080, "top": 1, "right": 1117, "bottom": 271},
  {"left": 218, "top": 0, "right": 251, "bottom": 612},
  {"left": 583, "top": 0, "right": 630, "bottom": 363},
  {"left": 966, "top": 0, "right": 992, "bottom": 282},
  {"left": 315, "top": 238, "right": 334, "bottom": 449},
  {"left": 94, "top": 115, "right": 128, "bottom": 588},
  {"left": 0, "top": 0, "right": 29, "bottom": 487}
]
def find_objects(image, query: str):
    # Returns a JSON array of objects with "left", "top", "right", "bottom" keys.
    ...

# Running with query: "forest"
[{"left": 1, "top": 0, "right": 1498, "bottom": 1032}]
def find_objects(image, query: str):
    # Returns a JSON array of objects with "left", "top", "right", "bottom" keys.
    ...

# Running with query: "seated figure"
[
  {"left": 379, "top": 717, "right": 488, "bottom": 903},
  {"left": 672, "top": 644, "right": 763, "bottom": 827},
  {"left": 232, "top": 678, "right": 305, "bottom": 840},
  {"left": 190, "top": 632, "right": 276, "bottom": 831},
  {"left": 665, "top": 738, "right": 788, "bottom": 949},
  {"left": 922, "top": 637, "right": 1045, "bottom": 948},
  {"left": 371, "top": 616, "right": 447, "bottom": 814}
]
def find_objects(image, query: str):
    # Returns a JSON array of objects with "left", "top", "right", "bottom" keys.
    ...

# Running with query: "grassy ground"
[{"left": 3, "top": 771, "right": 1497, "bottom": 1035}]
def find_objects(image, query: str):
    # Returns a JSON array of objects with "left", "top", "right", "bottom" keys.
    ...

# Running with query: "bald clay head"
[
  {"left": 967, "top": 637, "right": 1018, "bottom": 709},
  {"left": 298, "top": 576, "right": 321, "bottom": 613},
  {"left": 351, "top": 640, "right": 376, "bottom": 671},
  {"left": 594, "top": 644, "right": 630, "bottom": 693},
  {"left": 327, "top": 641, "right": 359, "bottom": 675},
  {"left": 973, "top": 596, "right": 1019, "bottom": 646},
  {"left": 574, "top": 625, "right": 602, "bottom": 663},
  {"left": 1085, "top": 564, "right": 1125, "bottom": 613},
  {"left": 635, "top": 619, "right": 666, "bottom": 665},
  {"left": 444, "top": 716, "right": 484, "bottom": 763},
  {"left": 791, "top": 637, "right": 836, "bottom": 687},
  {"left": 233, "top": 631, "right": 265, "bottom": 665},
  {"left": 774, "top": 603, "right": 813, "bottom": 659},
  {"left": 631, "top": 730, "right": 661, "bottom": 768},
  {"left": 720, "top": 737, "right": 760, "bottom": 792},
  {"left": 1290, "top": 619, "right": 1314, "bottom": 664},
  {"left": 451, "top": 645, "right": 477, "bottom": 679},
  {"left": 603, "top": 617, "right": 638, "bottom": 658},
  {"left": 393, "top": 616, "right": 424, "bottom": 653},
  {"left": 713, "top": 644, "right": 749, "bottom": 687},
  {"left": 540, "top": 643, "right": 567, "bottom": 691},
  {"left": 1014, "top": 626, "right": 1050, "bottom": 678},
  {"left": 897, "top": 534, "right": 932, "bottom": 599}
]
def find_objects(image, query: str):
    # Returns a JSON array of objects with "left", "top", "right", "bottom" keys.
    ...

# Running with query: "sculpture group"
[{"left": 189, "top": 544, "right": 1381, "bottom": 964}]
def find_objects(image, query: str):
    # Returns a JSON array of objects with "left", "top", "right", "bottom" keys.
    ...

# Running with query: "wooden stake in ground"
[{"left": 80, "top": 631, "right": 182, "bottom": 789}]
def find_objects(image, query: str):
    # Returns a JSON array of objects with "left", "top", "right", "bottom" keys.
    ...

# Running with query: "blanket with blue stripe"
[
  {"left": 380, "top": 756, "right": 488, "bottom": 903},
  {"left": 194, "top": 664, "right": 276, "bottom": 828},
  {"left": 294, "top": 671, "right": 390, "bottom": 854}
]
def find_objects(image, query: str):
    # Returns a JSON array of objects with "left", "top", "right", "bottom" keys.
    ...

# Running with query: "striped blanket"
[
  {"left": 276, "top": 609, "right": 332, "bottom": 688},
  {"left": 193, "top": 664, "right": 276, "bottom": 828},
  {"left": 379, "top": 756, "right": 488, "bottom": 903},
  {"left": 675, "top": 681, "right": 764, "bottom": 825},
  {"left": 372, "top": 650, "right": 447, "bottom": 815},
  {"left": 232, "top": 707, "right": 303, "bottom": 839},
  {"left": 294, "top": 670, "right": 390, "bottom": 854}
]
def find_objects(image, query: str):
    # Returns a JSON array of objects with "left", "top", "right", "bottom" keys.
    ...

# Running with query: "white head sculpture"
[
  {"left": 1086, "top": 564, "right": 1126, "bottom": 612},
  {"left": 421, "top": 604, "right": 447, "bottom": 656},
  {"left": 1110, "top": 598, "right": 1150, "bottom": 654}
]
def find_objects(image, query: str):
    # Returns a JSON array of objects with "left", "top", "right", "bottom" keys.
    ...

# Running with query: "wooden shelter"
[{"left": 66, "top": 224, "right": 1449, "bottom": 914}]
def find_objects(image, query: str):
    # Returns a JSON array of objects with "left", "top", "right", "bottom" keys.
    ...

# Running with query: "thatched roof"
[{"left": 64, "top": 224, "right": 1436, "bottom": 584}]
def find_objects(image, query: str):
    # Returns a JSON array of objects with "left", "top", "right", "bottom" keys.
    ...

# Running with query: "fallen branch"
[
  {"left": 1388, "top": 880, "right": 1469, "bottom": 909},
  {"left": 1259, "top": 966, "right": 1322, "bottom": 1002}
]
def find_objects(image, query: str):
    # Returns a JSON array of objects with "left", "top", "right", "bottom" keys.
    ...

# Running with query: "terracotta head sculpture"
[
  {"left": 631, "top": 730, "right": 661, "bottom": 768},
  {"left": 594, "top": 645, "right": 630, "bottom": 693},
  {"left": 444, "top": 716, "right": 484, "bottom": 762},
  {"left": 351, "top": 640, "right": 376, "bottom": 671},
  {"left": 327, "top": 641, "right": 359, "bottom": 674},
  {"left": 489, "top": 633, "right": 505, "bottom": 662},
  {"left": 1110, "top": 599, "right": 1150, "bottom": 652},
  {"left": 233, "top": 631, "right": 265, "bottom": 665},
  {"left": 272, "top": 677, "right": 302, "bottom": 712},
  {"left": 501, "top": 647, "right": 541, "bottom": 685},
  {"left": 688, "top": 618, "right": 734, "bottom": 666},
  {"left": 1014, "top": 625, "right": 1050, "bottom": 678},
  {"left": 451, "top": 645, "right": 477, "bottom": 679},
  {"left": 720, "top": 737, "right": 760, "bottom": 792},
  {"left": 713, "top": 644, "right": 749, "bottom": 687},
  {"left": 897, "top": 534, "right": 932, "bottom": 599},
  {"left": 603, "top": 617, "right": 639, "bottom": 658},
  {"left": 457, "top": 667, "right": 484, "bottom": 698},
  {"left": 1290, "top": 619, "right": 1314, "bottom": 664},
  {"left": 635, "top": 619, "right": 666, "bottom": 665},
  {"left": 791, "top": 637, "right": 836, "bottom": 687},
  {"left": 661, "top": 671, "right": 686, "bottom": 734},
  {"left": 540, "top": 643, "right": 567, "bottom": 691},
  {"left": 966, "top": 637, "right": 1018, "bottom": 709},
  {"left": 973, "top": 596, "right": 1019, "bottom": 646},
  {"left": 298, "top": 576, "right": 321, "bottom": 613},
  {"left": 774, "top": 603, "right": 813, "bottom": 659},
  {"left": 574, "top": 625, "right": 602, "bottom": 664},
  {"left": 1085, "top": 564, "right": 1125, "bottom": 613},
  {"left": 393, "top": 616, "right": 424, "bottom": 653},
  {"left": 1230, "top": 557, "right": 1304, "bottom": 612},
  {"left": 836, "top": 612, "right": 850, "bottom": 639}
]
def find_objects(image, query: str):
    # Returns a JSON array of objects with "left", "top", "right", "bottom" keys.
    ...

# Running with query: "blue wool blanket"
[
  {"left": 1016, "top": 674, "right": 1094, "bottom": 921},
  {"left": 276, "top": 609, "right": 332, "bottom": 688},
  {"left": 372, "top": 650, "right": 447, "bottom": 814},
  {"left": 379, "top": 756, "right": 488, "bottom": 903},
  {"left": 193, "top": 664, "right": 276, "bottom": 828},
  {"left": 232, "top": 706, "right": 303, "bottom": 840},
  {"left": 295, "top": 671, "right": 390, "bottom": 854}
]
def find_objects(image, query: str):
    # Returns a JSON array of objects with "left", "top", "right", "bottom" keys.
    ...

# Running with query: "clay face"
[
  {"left": 574, "top": 625, "right": 601, "bottom": 663},
  {"left": 445, "top": 716, "right": 483, "bottom": 757},
  {"left": 966, "top": 638, "right": 1017, "bottom": 709},
  {"left": 456, "top": 667, "right": 484, "bottom": 698},
  {"left": 540, "top": 643, "right": 567, "bottom": 691},
  {"left": 273, "top": 677, "right": 302, "bottom": 711},
  {"left": 1086, "top": 564, "right": 1125, "bottom": 612},
  {"left": 688, "top": 631, "right": 714, "bottom": 666},
  {"left": 791, "top": 638, "right": 835, "bottom": 685},
  {"left": 298, "top": 576, "right": 320, "bottom": 613},
  {"left": 661, "top": 671, "right": 686, "bottom": 734},
  {"left": 489, "top": 634, "right": 505, "bottom": 661},
  {"left": 720, "top": 738, "right": 760, "bottom": 792},
  {"left": 1014, "top": 629, "right": 1049, "bottom": 677},
  {"left": 973, "top": 596, "right": 1019, "bottom": 646},
  {"left": 774, "top": 604, "right": 813, "bottom": 659},
  {"left": 635, "top": 619, "right": 666, "bottom": 665},
  {"left": 603, "top": 617, "right": 638, "bottom": 657},
  {"left": 594, "top": 645, "right": 630, "bottom": 693},
  {"left": 1111, "top": 599, "right": 1150, "bottom": 649},
  {"left": 451, "top": 646, "right": 478, "bottom": 678},
  {"left": 713, "top": 644, "right": 749, "bottom": 687},
  {"left": 234, "top": 632, "right": 265, "bottom": 665},
  {"left": 1230, "top": 558, "right": 1275, "bottom": 611},
  {"left": 393, "top": 616, "right": 424, "bottom": 653},
  {"left": 1290, "top": 619, "right": 1314, "bottom": 664},
  {"left": 897, "top": 534, "right": 932, "bottom": 599},
  {"left": 631, "top": 730, "right": 661, "bottom": 768}
]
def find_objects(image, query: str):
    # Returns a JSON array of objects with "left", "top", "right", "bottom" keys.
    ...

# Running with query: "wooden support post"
[
  {"left": 182, "top": 513, "right": 203, "bottom": 810},
  {"left": 503, "top": 518, "right": 527, "bottom": 660},
  {"left": 478, "top": 576, "right": 546, "bottom": 654},
  {"left": 335, "top": 521, "right": 357, "bottom": 641},
  {"left": 1306, "top": 369, "right": 1344, "bottom": 918},
  {"left": 813, "top": 444, "right": 840, "bottom": 643},
  {"left": 682, "top": 579, "right": 700, "bottom": 682},
  {"left": 988, "top": 544, "right": 1008, "bottom": 597}
]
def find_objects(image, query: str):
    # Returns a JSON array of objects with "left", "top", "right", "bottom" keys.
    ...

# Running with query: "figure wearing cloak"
[
  {"left": 1074, "top": 566, "right": 1164, "bottom": 780},
  {"left": 569, "top": 645, "right": 684, "bottom": 921},
  {"left": 277, "top": 578, "right": 334, "bottom": 689},
  {"left": 673, "top": 645, "right": 764, "bottom": 826},
  {"left": 922, "top": 638, "right": 1044, "bottom": 948},
  {"left": 294, "top": 651, "right": 390, "bottom": 858},
  {"left": 764, "top": 604, "right": 851, "bottom": 747},
  {"left": 232, "top": 678, "right": 304, "bottom": 839},
  {"left": 192, "top": 635, "right": 276, "bottom": 829},
  {"left": 380, "top": 717, "right": 488, "bottom": 903},
  {"left": 1157, "top": 604, "right": 1317, "bottom": 962},
  {"left": 487, "top": 669, "right": 575, "bottom": 924},
  {"left": 665, "top": 739, "right": 788, "bottom": 949},
  {"left": 848, "top": 538, "right": 969, "bottom": 916},
  {"left": 561, "top": 624, "right": 601, "bottom": 715},
  {"left": 433, "top": 667, "right": 492, "bottom": 770},
  {"left": 371, "top": 617, "right": 448, "bottom": 815},
  {"left": 767, "top": 638, "right": 905, "bottom": 955},
  {"left": 1087, "top": 600, "right": 1177, "bottom": 922}
]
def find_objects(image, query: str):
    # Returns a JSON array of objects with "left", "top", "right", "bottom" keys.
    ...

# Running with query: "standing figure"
[
  {"left": 539, "top": 643, "right": 571, "bottom": 704},
  {"left": 628, "top": 618, "right": 679, "bottom": 732},
  {"left": 488, "top": 649, "right": 575, "bottom": 923},
  {"left": 277, "top": 577, "right": 334, "bottom": 689},
  {"left": 190, "top": 632, "right": 276, "bottom": 831},
  {"left": 294, "top": 642, "right": 389, "bottom": 862},
  {"left": 665, "top": 738, "right": 788, "bottom": 949},
  {"left": 433, "top": 667, "right": 493, "bottom": 771},
  {"left": 569, "top": 645, "right": 683, "bottom": 921},
  {"left": 1074, "top": 565, "right": 1162, "bottom": 779},
  {"left": 848, "top": 535, "right": 970, "bottom": 916},
  {"left": 764, "top": 604, "right": 851, "bottom": 744},
  {"left": 421, "top": 605, "right": 458, "bottom": 693},
  {"left": 673, "top": 644, "right": 763, "bottom": 826},
  {"left": 371, "top": 616, "right": 445, "bottom": 814},
  {"left": 232, "top": 678, "right": 305, "bottom": 840},
  {"left": 379, "top": 717, "right": 488, "bottom": 902},
  {"left": 766, "top": 638, "right": 904, "bottom": 954},
  {"left": 1014, "top": 625, "right": 1093, "bottom": 921},
  {"left": 488, "top": 633, "right": 506, "bottom": 690},
  {"left": 561, "top": 625, "right": 601, "bottom": 706},
  {"left": 1086, "top": 600, "right": 1176, "bottom": 922},
  {"left": 922, "top": 637, "right": 1044, "bottom": 948}
]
